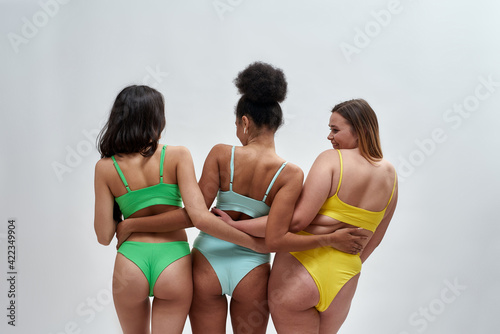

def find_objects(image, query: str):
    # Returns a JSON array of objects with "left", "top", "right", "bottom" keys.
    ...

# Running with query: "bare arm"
[
  {"left": 116, "top": 209, "right": 193, "bottom": 248},
  {"left": 94, "top": 160, "right": 117, "bottom": 246},
  {"left": 266, "top": 151, "right": 368, "bottom": 253},
  {"left": 192, "top": 145, "right": 267, "bottom": 252},
  {"left": 213, "top": 151, "right": 335, "bottom": 239},
  {"left": 359, "top": 176, "right": 398, "bottom": 263},
  {"left": 265, "top": 157, "right": 343, "bottom": 252},
  {"left": 213, "top": 151, "right": 368, "bottom": 253},
  {"left": 290, "top": 150, "right": 336, "bottom": 232}
]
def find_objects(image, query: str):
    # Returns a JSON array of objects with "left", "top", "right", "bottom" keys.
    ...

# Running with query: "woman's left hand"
[{"left": 211, "top": 208, "right": 234, "bottom": 226}]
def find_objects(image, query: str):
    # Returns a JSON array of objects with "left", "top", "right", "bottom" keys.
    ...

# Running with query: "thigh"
[
  {"left": 151, "top": 256, "right": 193, "bottom": 334},
  {"left": 189, "top": 248, "right": 228, "bottom": 334},
  {"left": 112, "top": 253, "right": 150, "bottom": 334},
  {"left": 231, "top": 263, "right": 271, "bottom": 334},
  {"left": 153, "top": 254, "right": 192, "bottom": 301},
  {"left": 319, "top": 273, "right": 360, "bottom": 334},
  {"left": 191, "top": 248, "right": 224, "bottom": 296},
  {"left": 268, "top": 252, "right": 320, "bottom": 334}
]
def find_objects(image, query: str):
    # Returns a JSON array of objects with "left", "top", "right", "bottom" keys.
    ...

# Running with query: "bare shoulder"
[
  {"left": 311, "top": 149, "right": 340, "bottom": 170},
  {"left": 279, "top": 162, "right": 304, "bottom": 187},
  {"left": 163, "top": 145, "right": 192, "bottom": 160},
  {"left": 318, "top": 148, "right": 338, "bottom": 158},
  {"left": 283, "top": 161, "right": 303, "bottom": 178},
  {"left": 208, "top": 143, "right": 232, "bottom": 156},
  {"left": 95, "top": 157, "right": 113, "bottom": 175},
  {"left": 378, "top": 158, "right": 396, "bottom": 175}
]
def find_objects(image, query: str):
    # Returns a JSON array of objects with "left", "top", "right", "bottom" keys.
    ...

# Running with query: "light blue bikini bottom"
[{"left": 193, "top": 231, "right": 270, "bottom": 296}]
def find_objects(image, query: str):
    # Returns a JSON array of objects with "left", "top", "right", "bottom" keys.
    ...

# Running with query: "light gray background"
[{"left": 1, "top": 0, "right": 499, "bottom": 333}]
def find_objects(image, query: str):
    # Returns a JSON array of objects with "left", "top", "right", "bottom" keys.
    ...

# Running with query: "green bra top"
[{"left": 111, "top": 145, "right": 182, "bottom": 219}]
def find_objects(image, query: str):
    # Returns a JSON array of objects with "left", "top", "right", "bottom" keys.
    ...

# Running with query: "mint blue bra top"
[
  {"left": 111, "top": 145, "right": 182, "bottom": 219},
  {"left": 215, "top": 146, "right": 287, "bottom": 218}
]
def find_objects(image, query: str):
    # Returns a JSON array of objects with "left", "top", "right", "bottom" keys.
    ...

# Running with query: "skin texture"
[{"left": 94, "top": 145, "right": 236, "bottom": 334}]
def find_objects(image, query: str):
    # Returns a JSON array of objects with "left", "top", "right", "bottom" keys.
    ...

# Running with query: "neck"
[{"left": 245, "top": 130, "right": 276, "bottom": 150}]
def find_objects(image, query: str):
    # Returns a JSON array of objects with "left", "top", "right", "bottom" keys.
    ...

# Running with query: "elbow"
[
  {"left": 289, "top": 222, "right": 302, "bottom": 233},
  {"left": 95, "top": 228, "right": 113, "bottom": 246},
  {"left": 189, "top": 211, "right": 210, "bottom": 231},
  {"left": 265, "top": 235, "right": 283, "bottom": 253},
  {"left": 290, "top": 215, "right": 308, "bottom": 233},
  {"left": 96, "top": 235, "right": 112, "bottom": 246}
]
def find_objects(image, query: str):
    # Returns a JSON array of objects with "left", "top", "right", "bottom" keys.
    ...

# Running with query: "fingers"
[
  {"left": 350, "top": 228, "right": 370, "bottom": 237},
  {"left": 350, "top": 245, "right": 362, "bottom": 254},
  {"left": 211, "top": 207, "right": 224, "bottom": 216}
]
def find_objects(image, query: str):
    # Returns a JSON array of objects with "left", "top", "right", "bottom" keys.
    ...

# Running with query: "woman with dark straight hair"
[{"left": 94, "top": 85, "right": 226, "bottom": 334}]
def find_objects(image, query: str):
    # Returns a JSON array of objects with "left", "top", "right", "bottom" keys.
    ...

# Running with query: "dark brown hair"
[{"left": 97, "top": 85, "right": 165, "bottom": 158}]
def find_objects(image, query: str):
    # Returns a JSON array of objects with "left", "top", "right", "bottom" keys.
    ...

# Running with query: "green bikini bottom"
[{"left": 117, "top": 241, "right": 191, "bottom": 296}]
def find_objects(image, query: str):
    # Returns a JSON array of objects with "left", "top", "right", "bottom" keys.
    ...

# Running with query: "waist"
[
  {"left": 126, "top": 230, "right": 188, "bottom": 243},
  {"left": 195, "top": 231, "right": 269, "bottom": 256}
]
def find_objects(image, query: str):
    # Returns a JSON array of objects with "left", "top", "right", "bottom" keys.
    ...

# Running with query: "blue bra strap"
[
  {"left": 262, "top": 162, "right": 288, "bottom": 202},
  {"left": 229, "top": 146, "right": 235, "bottom": 191}
]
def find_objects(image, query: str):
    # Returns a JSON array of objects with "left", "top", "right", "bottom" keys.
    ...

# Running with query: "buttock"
[
  {"left": 193, "top": 231, "right": 270, "bottom": 296},
  {"left": 117, "top": 241, "right": 191, "bottom": 296},
  {"left": 290, "top": 231, "right": 361, "bottom": 312}
]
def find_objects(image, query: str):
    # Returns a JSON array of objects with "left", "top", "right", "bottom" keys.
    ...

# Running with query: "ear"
[{"left": 241, "top": 115, "right": 250, "bottom": 128}]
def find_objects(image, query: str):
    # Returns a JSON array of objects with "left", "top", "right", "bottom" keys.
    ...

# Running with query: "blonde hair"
[{"left": 332, "top": 99, "right": 382, "bottom": 163}]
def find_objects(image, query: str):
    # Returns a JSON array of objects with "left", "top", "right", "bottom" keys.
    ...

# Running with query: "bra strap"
[
  {"left": 160, "top": 145, "right": 167, "bottom": 183},
  {"left": 111, "top": 155, "right": 131, "bottom": 192},
  {"left": 334, "top": 149, "right": 343, "bottom": 195},
  {"left": 384, "top": 170, "right": 397, "bottom": 209},
  {"left": 229, "top": 146, "right": 235, "bottom": 191},
  {"left": 262, "top": 162, "right": 288, "bottom": 202}
]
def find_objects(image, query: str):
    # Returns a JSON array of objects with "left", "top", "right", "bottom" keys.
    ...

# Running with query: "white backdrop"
[{"left": 1, "top": 0, "right": 499, "bottom": 333}]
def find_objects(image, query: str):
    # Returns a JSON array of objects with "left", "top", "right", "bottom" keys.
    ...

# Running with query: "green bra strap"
[
  {"left": 159, "top": 145, "right": 167, "bottom": 183},
  {"left": 111, "top": 155, "right": 131, "bottom": 192}
]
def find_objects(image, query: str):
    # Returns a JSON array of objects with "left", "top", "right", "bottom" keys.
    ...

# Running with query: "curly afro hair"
[
  {"left": 234, "top": 62, "right": 287, "bottom": 104},
  {"left": 234, "top": 62, "right": 288, "bottom": 131}
]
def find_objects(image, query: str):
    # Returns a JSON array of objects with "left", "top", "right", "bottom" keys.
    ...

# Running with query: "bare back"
[
  {"left": 207, "top": 144, "right": 294, "bottom": 221},
  {"left": 305, "top": 148, "right": 396, "bottom": 235},
  {"left": 102, "top": 145, "right": 188, "bottom": 243}
]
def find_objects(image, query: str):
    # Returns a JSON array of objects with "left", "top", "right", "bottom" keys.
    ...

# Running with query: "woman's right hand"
[{"left": 330, "top": 228, "right": 371, "bottom": 254}]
